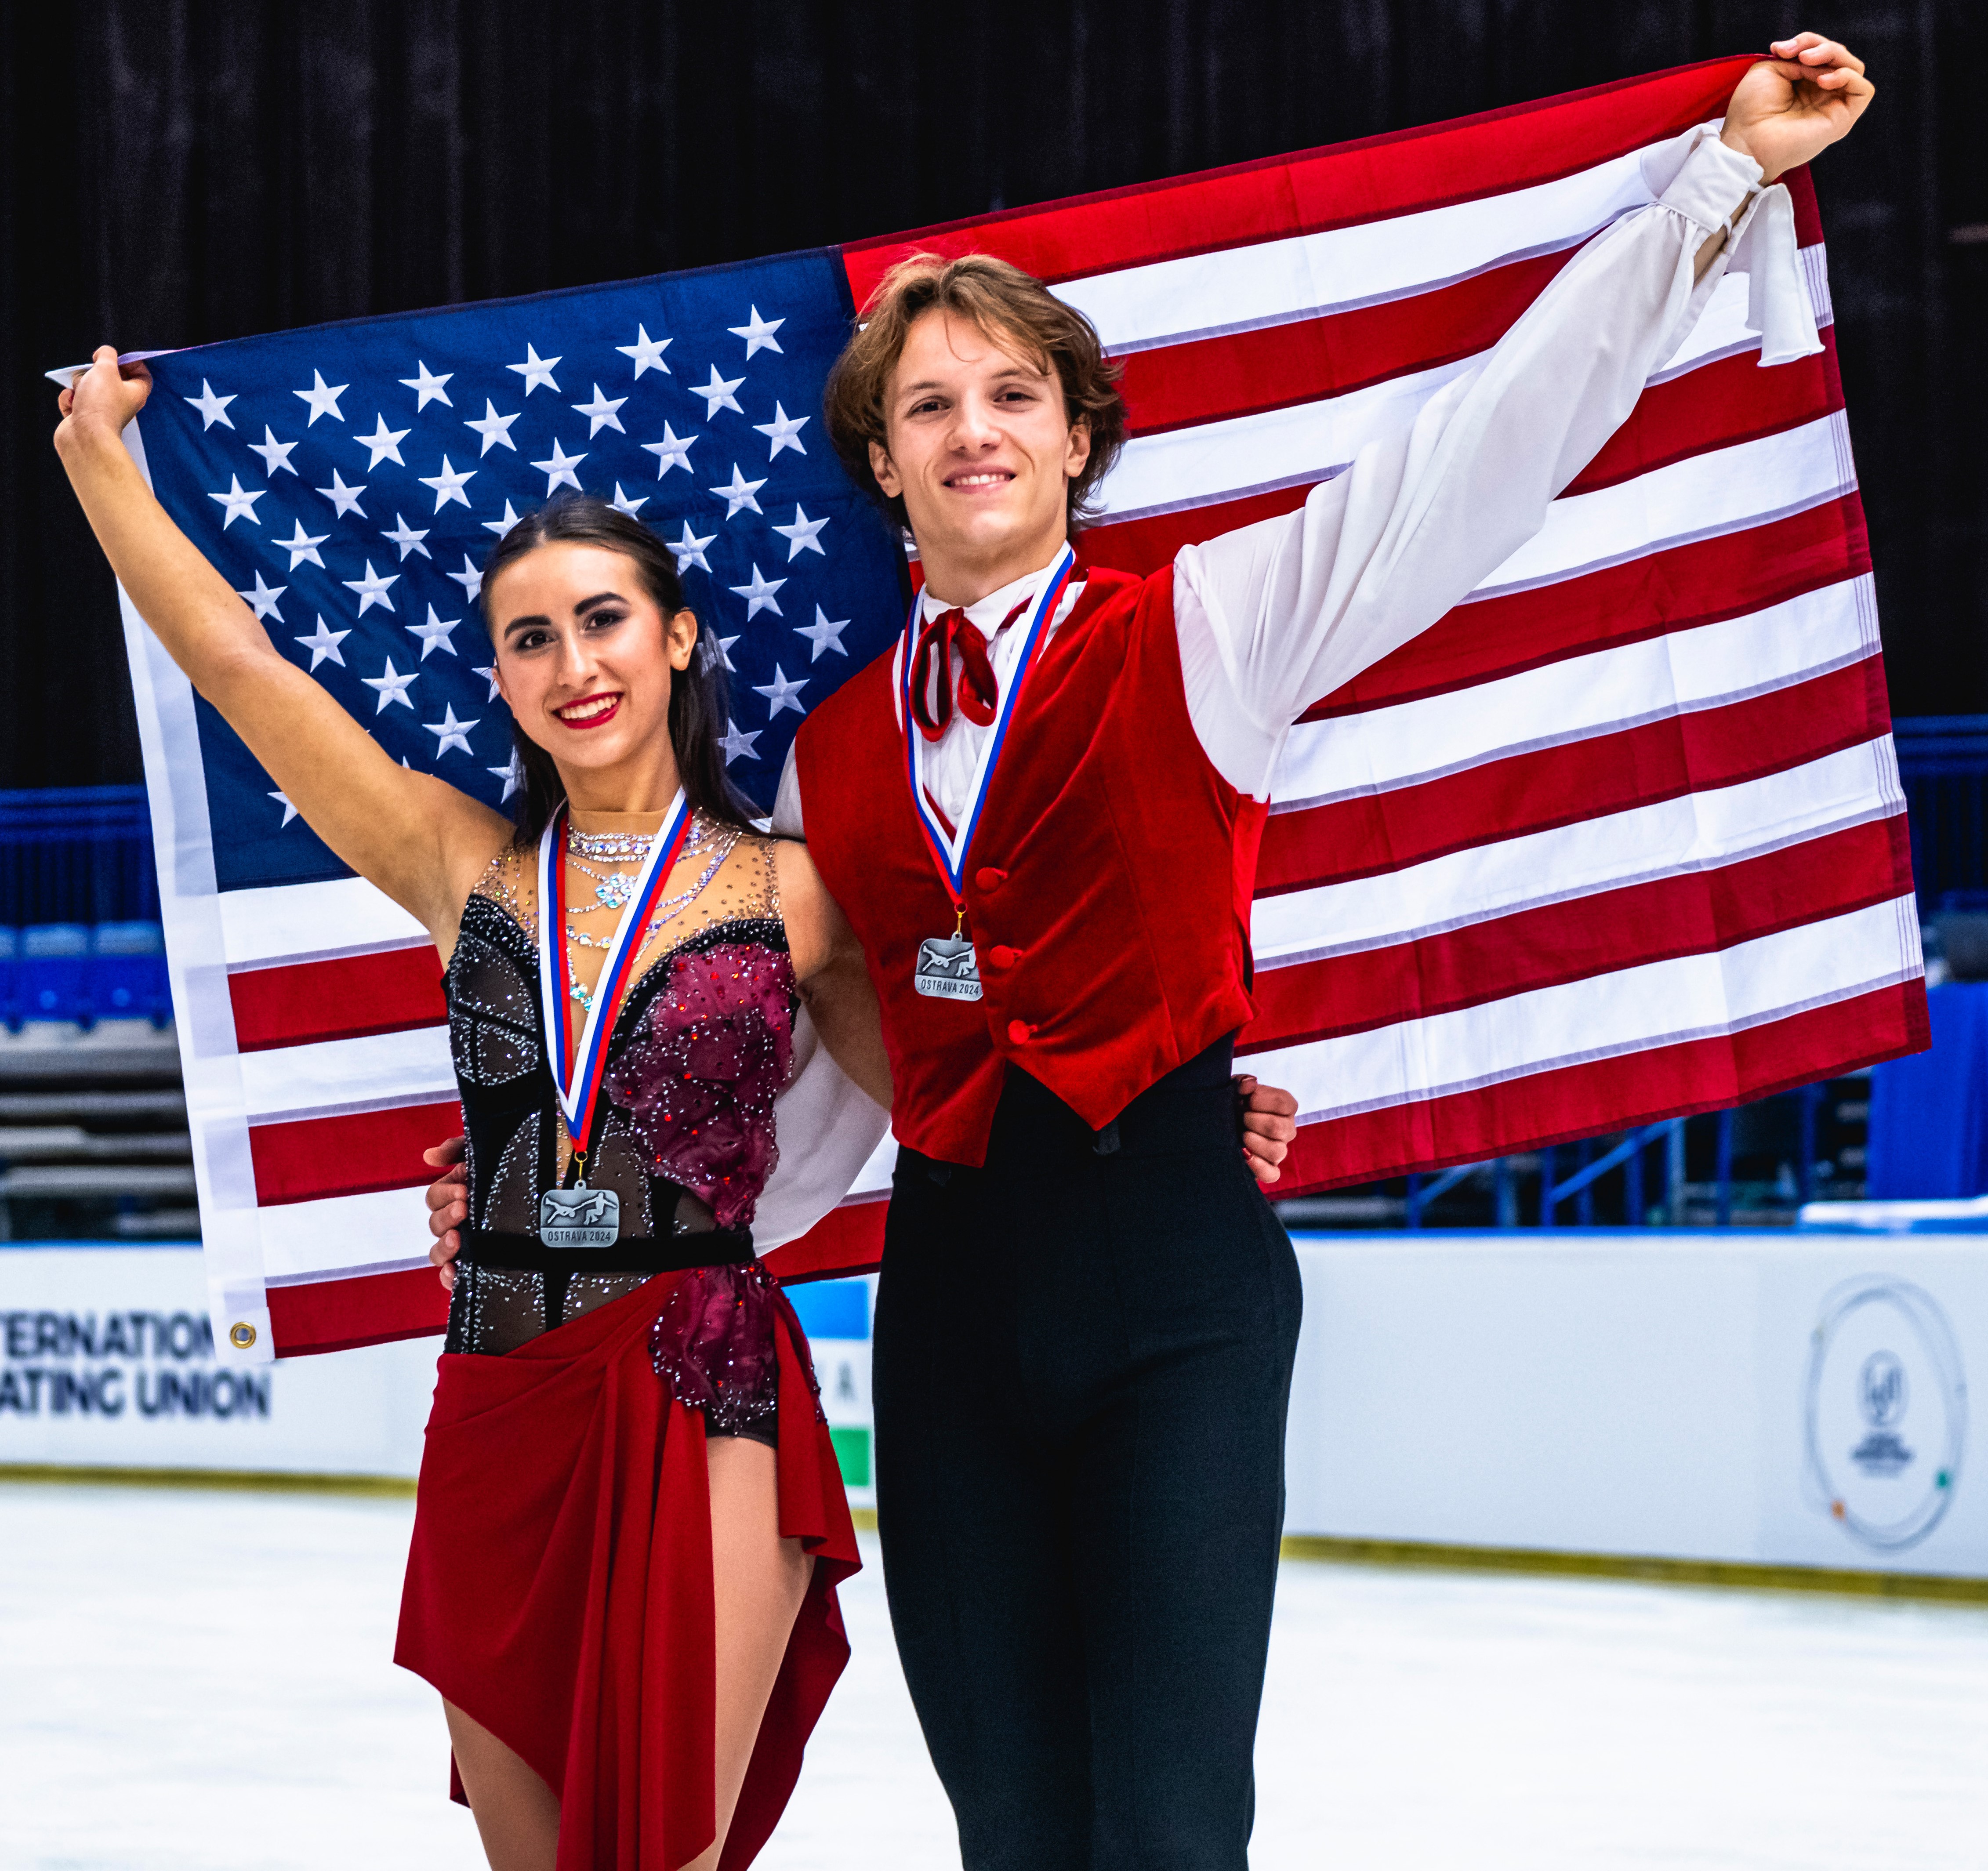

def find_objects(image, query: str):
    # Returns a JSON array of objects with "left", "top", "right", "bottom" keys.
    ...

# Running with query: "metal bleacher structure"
[
  {"left": 0, "top": 787, "right": 191, "bottom": 1241},
  {"left": 0, "top": 718, "right": 1983, "bottom": 1241}
]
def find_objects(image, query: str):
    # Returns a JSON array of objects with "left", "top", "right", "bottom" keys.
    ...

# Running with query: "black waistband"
[
  {"left": 460, "top": 1228, "right": 755, "bottom": 1274},
  {"left": 902, "top": 1032, "right": 1244, "bottom": 1182}
]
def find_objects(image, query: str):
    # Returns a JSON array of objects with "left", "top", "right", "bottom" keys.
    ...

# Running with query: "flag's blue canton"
[{"left": 138, "top": 250, "right": 904, "bottom": 892}]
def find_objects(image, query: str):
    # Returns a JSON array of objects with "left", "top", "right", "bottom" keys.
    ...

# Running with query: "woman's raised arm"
[{"left": 56, "top": 348, "right": 509, "bottom": 946}]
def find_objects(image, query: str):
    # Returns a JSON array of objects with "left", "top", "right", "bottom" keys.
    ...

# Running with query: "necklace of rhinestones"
[{"left": 562, "top": 823, "right": 742, "bottom": 1008}]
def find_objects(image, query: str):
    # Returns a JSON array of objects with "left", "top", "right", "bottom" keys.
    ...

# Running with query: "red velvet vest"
[{"left": 796, "top": 564, "right": 1266, "bottom": 1166}]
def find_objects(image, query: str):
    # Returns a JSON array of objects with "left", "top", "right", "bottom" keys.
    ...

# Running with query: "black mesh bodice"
[{"left": 440, "top": 827, "right": 793, "bottom": 1363}]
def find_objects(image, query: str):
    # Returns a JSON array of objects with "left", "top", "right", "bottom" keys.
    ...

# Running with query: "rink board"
[{"left": 2, "top": 1236, "right": 1981, "bottom": 1576}]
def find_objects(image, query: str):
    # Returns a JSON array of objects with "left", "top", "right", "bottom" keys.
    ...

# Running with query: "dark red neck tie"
[{"left": 908, "top": 600, "right": 1027, "bottom": 741}]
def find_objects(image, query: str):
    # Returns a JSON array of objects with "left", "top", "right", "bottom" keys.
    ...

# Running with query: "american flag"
[{"left": 110, "top": 54, "right": 1924, "bottom": 1359}]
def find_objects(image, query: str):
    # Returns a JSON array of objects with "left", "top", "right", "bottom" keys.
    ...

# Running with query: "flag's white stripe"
[
  {"left": 1251, "top": 738, "right": 1901, "bottom": 966},
  {"left": 258, "top": 1186, "right": 434, "bottom": 1280},
  {"left": 1247, "top": 896, "right": 1917, "bottom": 1124},
  {"left": 1055, "top": 145, "right": 1656, "bottom": 353},
  {"left": 1270, "top": 574, "right": 1878, "bottom": 809},
  {"left": 240, "top": 1025, "right": 455, "bottom": 1122},
  {"left": 1093, "top": 279, "right": 1827, "bottom": 531},
  {"left": 220, "top": 874, "right": 428, "bottom": 967},
  {"left": 1471, "top": 412, "right": 1852, "bottom": 599}
]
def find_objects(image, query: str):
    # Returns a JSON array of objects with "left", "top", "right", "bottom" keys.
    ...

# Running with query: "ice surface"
[{"left": 6, "top": 1482, "right": 1987, "bottom": 1869}]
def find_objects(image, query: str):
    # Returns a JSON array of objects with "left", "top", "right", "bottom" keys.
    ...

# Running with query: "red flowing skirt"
[{"left": 395, "top": 1271, "right": 860, "bottom": 1871}]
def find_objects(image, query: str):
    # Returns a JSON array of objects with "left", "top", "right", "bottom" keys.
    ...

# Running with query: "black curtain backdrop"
[{"left": 0, "top": 0, "right": 1977, "bottom": 787}]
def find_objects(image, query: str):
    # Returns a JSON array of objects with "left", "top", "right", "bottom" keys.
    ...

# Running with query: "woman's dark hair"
[{"left": 479, "top": 493, "right": 758, "bottom": 844}]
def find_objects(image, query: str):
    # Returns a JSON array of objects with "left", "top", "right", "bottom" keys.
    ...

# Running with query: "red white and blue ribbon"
[
  {"left": 536, "top": 791, "right": 693, "bottom": 1160},
  {"left": 900, "top": 542, "right": 1077, "bottom": 904}
]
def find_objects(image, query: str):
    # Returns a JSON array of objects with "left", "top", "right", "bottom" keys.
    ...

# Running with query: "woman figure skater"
[{"left": 55, "top": 354, "right": 886, "bottom": 1871}]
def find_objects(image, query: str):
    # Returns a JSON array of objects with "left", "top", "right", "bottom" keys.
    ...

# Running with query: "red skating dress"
[{"left": 395, "top": 823, "right": 860, "bottom": 1871}]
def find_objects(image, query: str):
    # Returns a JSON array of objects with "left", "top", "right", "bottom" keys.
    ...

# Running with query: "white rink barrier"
[
  {"left": 1287, "top": 1231, "right": 1986, "bottom": 1577},
  {"left": 5, "top": 1234, "right": 1982, "bottom": 1577},
  {"left": 0, "top": 1244, "right": 878, "bottom": 1508}
]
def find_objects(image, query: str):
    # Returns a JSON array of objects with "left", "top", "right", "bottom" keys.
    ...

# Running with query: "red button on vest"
[
  {"left": 986, "top": 945, "right": 1021, "bottom": 970},
  {"left": 975, "top": 867, "right": 1008, "bottom": 891},
  {"left": 1007, "top": 1019, "right": 1036, "bottom": 1044}
]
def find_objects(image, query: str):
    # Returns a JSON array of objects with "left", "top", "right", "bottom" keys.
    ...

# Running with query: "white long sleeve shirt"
[{"left": 773, "top": 125, "right": 1811, "bottom": 835}]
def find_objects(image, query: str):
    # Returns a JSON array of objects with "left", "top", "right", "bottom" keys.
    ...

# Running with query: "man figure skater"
[{"left": 430, "top": 37, "right": 1871, "bottom": 1867}]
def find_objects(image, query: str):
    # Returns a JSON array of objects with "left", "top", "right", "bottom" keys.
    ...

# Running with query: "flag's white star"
[
  {"left": 795, "top": 605, "right": 850, "bottom": 661},
  {"left": 719, "top": 719, "right": 762, "bottom": 764},
  {"left": 666, "top": 521, "right": 716, "bottom": 575},
  {"left": 382, "top": 513, "right": 432, "bottom": 561},
  {"left": 531, "top": 438, "right": 587, "bottom": 494},
  {"left": 693, "top": 365, "right": 746, "bottom": 418},
  {"left": 354, "top": 414, "right": 411, "bottom": 469},
  {"left": 235, "top": 570, "right": 287, "bottom": 621},
  {"left": 423, "top": 703, "right": 479, "bottom": 758},
  {"left": 617, "top": 324, "right": 672, "bottom": 377},
  {"left": 482, "top": 499, "right": 526, "bottom": 537},
  {"left": 464, "top": 399, "right": 521, "bottom": 456},
  {"left": 275, "top": 519, "right": 328, "bottom": 570},
  {"left": 709, "top": 464, "right": 766, "bottom": 520},
  {"left": 419, "top": 453, "right": 476, "bottom": 512},
  {"left": 246, "top": 425, "right": 300, "bottom": 476},
  {"left": 207, "top": 475, "right": 265, "bottom": 529},
  {"left": 361, "top": 657, "right": 419, "bottom": 712},
  {"left": 729, "top": 306, "right": 785, "bottom": 359},
  {"left": 488, "top": 758, "right": 522, "bottom": 802},
  {"left": 342, "top": 560, "right": 400, "bottom": 616},
  {"left": 472, "top": 664, "right": 501, "bottom": 701},
  {"left": 507, "top": 344, "right": 561, "bottom": 394},
  {"left": 406, "top": 605, "right": 462, "bottom": 660},
  {"left": 399, "top": 361, "right": 453, "bottom": 410},
  {"left": 268, "top": 789, "right": 299, "bottom": 827},
  {"left": 770, "top": 503, "right": 829, "bottom": 559},
  {"left": 294, "top": 370, "right": 348, "bottom": 425},
  {"left": 316, "top": 469, "right": 368, "bottom": 519},
  {"left": 752, "top": 662, "right": 809, "bottom": 718},
  {"left": 185, "top": 379, "right": 236, "bottom": 430},
  {"left": 753, "top": 402, "right": 810, "bottom": 460},
  {"left": 609, "top": 482, "right": 648, "bottom": 518},
  {"left": 572, "top": 384, "right": 628, "bottom": 437},
  {"left": 729, "top": 564, "right": 786, "bottom": 620},
  {"left": 446, "top": 554, "right": 484, "bottom": 604},
  {"left": 711, "top": 633, "right": 740, "bottom": 671},
  {"left": 641, "top": 422, "right": 698, "bottom": 478},
  {"left": 294, "top": 614, "right": 350, "bottom": 670}
]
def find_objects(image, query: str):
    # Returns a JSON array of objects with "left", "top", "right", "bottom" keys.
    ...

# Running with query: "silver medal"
[
  {"left": 915, "top": 933, "right": 983, "bottom": 1002},
  {"left": 539, "top": 1184, "right": 621, "bottom": 1249}
]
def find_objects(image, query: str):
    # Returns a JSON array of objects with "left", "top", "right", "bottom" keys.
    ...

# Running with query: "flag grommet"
[{"left": 229, "top": 1321, "right": 258, "bottom": 1351}]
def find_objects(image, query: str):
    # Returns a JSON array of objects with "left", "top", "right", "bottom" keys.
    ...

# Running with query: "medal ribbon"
[
  {"left": 899, "top": 542, "right": 1077, "bottom": 909},
  {"left": 536, "top": 791, "right": 693, "bottom": 1168}
]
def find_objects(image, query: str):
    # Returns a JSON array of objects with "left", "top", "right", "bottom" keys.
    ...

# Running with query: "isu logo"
[
  {"left": 915, "top": 934, "right": 983, "bottom": 1002},
  {"left": 1803, "top": 1276, "right": 1968, "bottom": 1553}
]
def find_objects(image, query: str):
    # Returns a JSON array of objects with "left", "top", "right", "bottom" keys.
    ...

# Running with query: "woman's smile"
[{"left": 553, "top": 690, "right": 624, "bottom": 730}]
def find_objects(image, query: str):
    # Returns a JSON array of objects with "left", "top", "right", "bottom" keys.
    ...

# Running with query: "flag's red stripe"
[
  {"left": 1562, "top": 327, "right": 1839, "bottom": 497},
  {"left": 1117, "top": 249, "right": 1576, "bottom": 436},
  {"left": 1084, "top": 350, "right": 1844, "bottom": 585},
  {"left": 249, "top": 1098, "right": 463, "bottom": 1207},
  {"left": 267, "top": 1264, "right": 450, "bottom": 1358},
  {"left": 844, "top": 56, "right": 1761, "bottom": 302},
  {"left": 1259, "top": 656, "right": 1889, "bottom": 896},
  {"left": 229, "top": 946, "right": 446, "bottom": 1053},
  {"left": 1300, "top": 493, "right": 1871, "bottom": 719},
  {"left": 1243, "top": 814, "right": 1913, "bottom": 1056},
  {"left": 1274, "top": 978, "right": 1928, "bottom": 1195},
  {"left": 762, "top": 1195, "right": 889, "bottom": 1286}
]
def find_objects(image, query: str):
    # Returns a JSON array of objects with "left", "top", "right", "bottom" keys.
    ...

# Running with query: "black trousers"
[{"left": 871, "top": 1038, "right": 1303, "bottom": 1871}]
